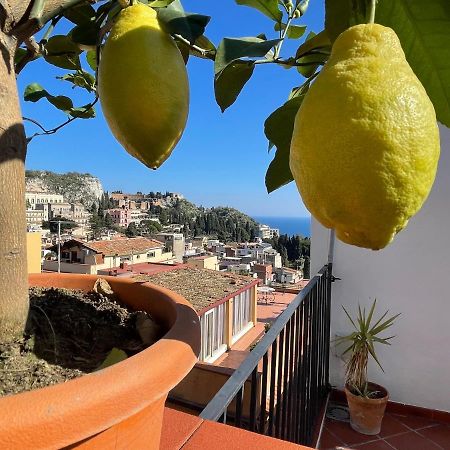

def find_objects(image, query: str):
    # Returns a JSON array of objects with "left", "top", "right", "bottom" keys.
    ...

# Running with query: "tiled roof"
[
  {"left": 134, "top": 267, "right": 257, "bottom": 313},
  {"left": 82, "top": 237, "right": 164, "bottom": 256}
]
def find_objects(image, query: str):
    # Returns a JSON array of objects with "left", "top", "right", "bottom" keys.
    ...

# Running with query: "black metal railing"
[{"left": 199, "top": 264, "right": 332, "bottom": 446}]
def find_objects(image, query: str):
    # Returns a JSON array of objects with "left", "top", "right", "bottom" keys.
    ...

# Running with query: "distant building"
[
  {"left": 42, "top": 237, "right": 171, "bottom": 274},
  {"left": 156, "top": 232, "right": 185, "bottom": 263},
  {"left": 259, "top": 248, "right": 282, "bottom": 269},
  {"left": 258, "top": 224, "right": 280, "bottom": 239},
  {"left": 252, "top": 263, "right": 273, "bottom": 285},
  {"left": 26, "top": 208, "right": 45, "bottom": 228},
  {"left": 186, "top": 255, "right": 219, "bottom": 271},
  {"left": 107, "top": 208, "right": 132, "bottom": 228},
  {"left": 274, "top": 266, "right": 303, "bottom": 284},
  {"left": 26, "top": 192, "right": 64, "bottom": 208}
]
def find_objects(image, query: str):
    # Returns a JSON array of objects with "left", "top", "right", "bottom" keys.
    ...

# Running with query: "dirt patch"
[{"left": 0, "top": 283, "right": 162, "bottom": 397}]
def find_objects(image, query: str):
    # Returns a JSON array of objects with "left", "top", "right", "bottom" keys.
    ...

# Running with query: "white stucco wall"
[{"left": 311, "top": 125, "right": 450, "bottom": 413}]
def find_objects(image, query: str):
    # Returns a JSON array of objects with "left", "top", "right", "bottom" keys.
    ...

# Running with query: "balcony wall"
[{"left": 311, "top": 125, "right": 450, "bottom": 413}]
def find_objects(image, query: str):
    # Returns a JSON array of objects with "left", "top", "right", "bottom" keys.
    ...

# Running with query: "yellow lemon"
[
  {"left": 98, "top": 4, "right": 189, "bottom": 169},
  {"left": 290, "top": 24, "right": 440, "bottom": 250}
]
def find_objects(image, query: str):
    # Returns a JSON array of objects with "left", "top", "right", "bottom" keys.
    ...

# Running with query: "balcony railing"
[{"left": 199, "top": 264, "right": 332, "bottom": 446}]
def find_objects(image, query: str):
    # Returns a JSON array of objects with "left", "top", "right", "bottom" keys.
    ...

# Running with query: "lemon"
[
  {"left": 290, "top": 24, "right": 440, "bottom": 250},
  {"left": 98, "top": 4, "right": 189, "bottom": 169}
]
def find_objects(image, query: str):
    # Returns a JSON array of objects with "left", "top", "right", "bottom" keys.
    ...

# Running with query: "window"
[
  {"left": 147, "top": 251, "right": 155, "bottom": 258},
  {"left": 200, "top": 303, "right": 225, "bottom": 361},
  {"left": 232, "top": 289, "right": 251, "bottom": 337}
]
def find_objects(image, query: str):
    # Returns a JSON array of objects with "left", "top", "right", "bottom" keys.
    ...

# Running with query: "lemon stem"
[{"left": 368, "top": 0, "right": 377, "bottom": 24}]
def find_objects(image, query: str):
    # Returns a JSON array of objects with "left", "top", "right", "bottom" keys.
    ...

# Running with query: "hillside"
[
  {"left": 157, "top": 200, "right": 259, "bottom": 241},
  {"left": 26, "top": 171, "right": 103, "bottom": 207}
]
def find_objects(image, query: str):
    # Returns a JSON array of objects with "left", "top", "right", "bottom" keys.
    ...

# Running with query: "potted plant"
[{"left": 336, "top": 299, "right": 400, "bottom": 435}]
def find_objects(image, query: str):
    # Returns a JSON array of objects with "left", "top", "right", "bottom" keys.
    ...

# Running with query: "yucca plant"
[{"left": 336, "top": 299, "right": 400, "bottom": 398}]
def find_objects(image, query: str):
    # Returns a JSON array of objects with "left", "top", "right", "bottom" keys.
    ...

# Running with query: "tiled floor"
[{"left": 319, "top": 406, "right": 450, "bottom": 450}]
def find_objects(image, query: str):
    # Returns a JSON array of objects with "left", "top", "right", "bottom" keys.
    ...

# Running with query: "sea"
[{"left": 253, "top": 216, "right": 311, "bottom": 238}]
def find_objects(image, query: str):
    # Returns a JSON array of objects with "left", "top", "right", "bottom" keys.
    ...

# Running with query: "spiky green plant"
[{"left": 335, "top": 299, "right": 400, "bottom": 398}]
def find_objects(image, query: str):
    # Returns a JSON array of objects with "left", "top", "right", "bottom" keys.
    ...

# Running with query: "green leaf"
[
  {"left": 215, "top": 61, "right": 255, "bottom": 112},
  {"left": 97, "top": 348, "right": 128, "bottom": 370},
  {"left": 274, "top": 23, "right": 307, "bottom": 39},
  {"left": 376, "top": 0, "right": 450, "bottom": 127},
  {"left": 44, "top": 35, "right": 81, "bottom": 70},
  {"left": 296, "top": 32, "right": 328, "bottom": 77},
  {"left": 191, "top": 35, "right": 216, "bottom": 59},
  {"left": 47, "top": 95, "right": 74, "bottom": 113},
  {"left": 24, "top": 82, "right": 95, "bottom": 118},
  {"left": 86, "top": 49, "right": 97, "bottom": 71},
  {"left": 295, "top": 29, "right": 330, "bottom": 59},
  {"left": 70, "top": 22, "right": 100, "bottom": 46},
  {"left": 14, "top": 47, "right": 27, "bottom": 66},
  {"left": 215, "top": 37, "right": 280, "bottom": 74},
  {"left": 70, "top": 104, "right": 96, "bottom": 119},
  {"left": 24, "top": 83, "right": 48, "bottom": 102},
  {"left": 235, "top": 0, "right": 282, "bottom": 22},
  {"left": 157, "top": 0, "right": 210, "bottom": 44},
  {"left": 63, "top": 2, "right": 96, "bottom": 25},
  {"left": 265, "top": 95, "right": 304, "bottom": 193},
  {"left": 175, "top": 40, "right": 190, "bottom": 64},
  {"left": 58, "top": 71, "right": 96, "bottom": 93}
]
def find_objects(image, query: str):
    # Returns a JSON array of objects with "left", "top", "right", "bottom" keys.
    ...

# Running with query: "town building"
[
  {"left": 186, "top": 255, "right": 219, "bottom": 271},
  {"left": 156, "top": 232, "right": 185, "bottom": 263},
  {"left": 106, "top": 208, "right": 132, "bottom": 228},
  {"left": 258, "top": 223, "right": 280, "bottom": 239},
  {"left": 26, "top": 208, "right": 45, "bottom": 228},
  {"left": 252, "top": 263, "right": 274, "bottom": 285},
  {"left": 274, "top": 266, "right": 303, "bottom": 284},
  {"left": 25, "top": 191, "right": 64, "bottom": 208},
  {"left": 42, "top": 237, "right": 172, "bottom": 274}
]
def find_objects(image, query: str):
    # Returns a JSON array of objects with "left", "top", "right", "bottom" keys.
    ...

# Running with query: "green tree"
[
  {"left": 49, "top": 216, "right": 77, "bottom": 232},
  {"left": 125, "top": 222, "right": 139, "bottom": 237}
]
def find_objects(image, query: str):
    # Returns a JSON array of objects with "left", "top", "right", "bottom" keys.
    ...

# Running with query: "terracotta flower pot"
[
  {"left": 0, "top": 273, "right": 200, "bottom": 450},
  {"left": 345, "top": 382, "right": 389, "bottom": 435}
]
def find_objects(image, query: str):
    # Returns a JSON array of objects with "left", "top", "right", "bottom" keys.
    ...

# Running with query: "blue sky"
[{"left": 20, "top": 0, "right": 325, "bottom": 217}]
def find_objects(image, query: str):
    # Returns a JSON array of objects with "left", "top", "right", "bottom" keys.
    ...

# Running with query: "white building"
[
  {"left": 258, "top": 224, "right": 280, "bottom": 239},
  {"left": 26, "top": 192, "right": 64, "bottom": 208}
]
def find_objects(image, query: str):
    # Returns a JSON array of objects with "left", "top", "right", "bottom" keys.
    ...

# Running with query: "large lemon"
[
  {"left": 98, "top": 4, "right": 189, "bottom": 169},
  {"left": 290, "top": 24, "right": 440, "bottom": 250}
]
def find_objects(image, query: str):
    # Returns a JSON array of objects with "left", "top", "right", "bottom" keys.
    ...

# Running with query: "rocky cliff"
[{"left": 25, "top": 171, "right": 103, "bottom": 207}]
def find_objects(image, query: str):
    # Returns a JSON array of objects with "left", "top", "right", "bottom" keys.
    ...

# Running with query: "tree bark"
[{"left": 0, "top": 29, "right": 29, "bottom": 342}]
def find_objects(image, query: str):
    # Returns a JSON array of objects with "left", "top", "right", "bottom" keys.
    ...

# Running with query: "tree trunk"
[{"left": 0, "top": 30, "right": 29, "bottom": 342}]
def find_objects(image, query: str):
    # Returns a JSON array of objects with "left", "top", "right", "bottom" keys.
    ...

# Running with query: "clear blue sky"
[{"left": 20, "top": 0, "right": 325, "bottom": 217}]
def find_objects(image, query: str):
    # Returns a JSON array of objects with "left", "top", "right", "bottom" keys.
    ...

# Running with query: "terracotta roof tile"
[{"left": 82, "top": 237, "right": 164, "bottom": 256}]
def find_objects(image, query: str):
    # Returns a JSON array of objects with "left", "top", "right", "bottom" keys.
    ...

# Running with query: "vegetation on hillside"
[{"left": 267, "top": 234, "right": 311, "bottom": 278}]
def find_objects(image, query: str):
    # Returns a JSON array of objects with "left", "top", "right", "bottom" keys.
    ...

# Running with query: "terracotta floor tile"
[
  {"left": 418, "top": 424, "right": 450, "bottom": 450},
  {"left": 391, "top": 413, "right": 438, "bottom": 431},
  {"left": 385, "top": 431, "right": 441, "bottom": 450},
  {"left": 352, "top": 440, "right": 394, "bottom": 449},
  {"left": 325, "top": 420, "right": 376, "bottom": 446},
  {"left": 377, "top": 414, "right": 410, "bottom": 438},
  {"left": 319, "top": 428, "right": 346, "bottom": 449}
]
